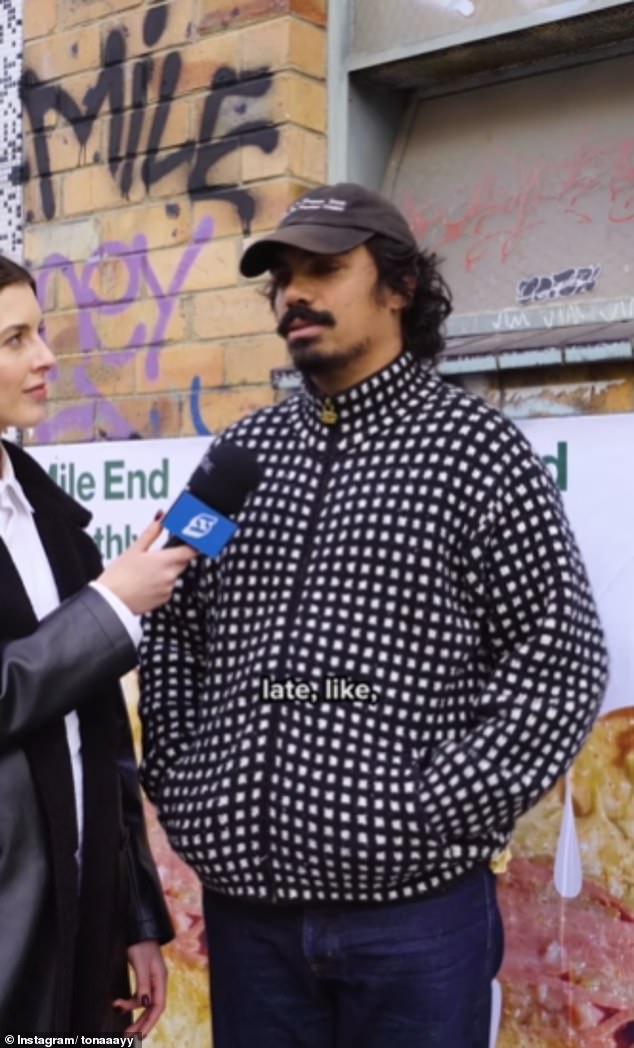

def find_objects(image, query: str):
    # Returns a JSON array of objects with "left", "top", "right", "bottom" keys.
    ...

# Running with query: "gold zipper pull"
[{"left": 318, "top": 397, "right": 338, "bottom": 425}]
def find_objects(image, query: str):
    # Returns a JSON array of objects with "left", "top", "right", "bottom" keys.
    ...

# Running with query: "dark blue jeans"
[{"left": 203, "top": 866, "right": 504, "bottom": 1048}]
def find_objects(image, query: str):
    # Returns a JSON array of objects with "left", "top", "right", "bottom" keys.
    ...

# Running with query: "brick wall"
[{"left": 21, "top": 0, "right": 327, "bottom": 443}]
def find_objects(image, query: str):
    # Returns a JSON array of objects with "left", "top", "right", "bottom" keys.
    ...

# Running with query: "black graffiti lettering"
[
  {"left": 141, "top": 65, "right": 279, "bottom": 232},
  {"left": 186, "top": 68, "right": 279, "bottom": 231},
  {"left": 144, "top": 2, "right": 169, "bottom": 47},
  {"left": 140, "top": 52, "right": 193, "bottom": 191},
  {"left": 517, "top": 265, "right": 600, "bottom": 305},
  {"left": 120, "top": 58, "right": 154, "bottom": 198},
  {"left": 21, "top": 29, "right": 127, "bottom": 218},
  {"left": 20, "top": 3, "right": 278, "bottom": 231}
]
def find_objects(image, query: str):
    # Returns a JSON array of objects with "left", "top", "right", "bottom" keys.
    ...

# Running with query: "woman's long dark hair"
[
  {"left": 365, "top": 234, "right": 452, "bottom": 363},
  {"left": 0, "top": 255, "right": 36, "bottom": 295}
]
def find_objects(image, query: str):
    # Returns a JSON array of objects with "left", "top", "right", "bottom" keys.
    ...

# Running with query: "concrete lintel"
[
  {"left": 498, "top": 348, "right": 563, "bottom": 370},
  {"left": 270, "top": 337, "right": 634, "bottom": 392},
  {"left": 438, "top": 355, "right": 498, "bottom": 375},
  {"left": 564, "top": 340, "right": 633, "bottom": 363}
]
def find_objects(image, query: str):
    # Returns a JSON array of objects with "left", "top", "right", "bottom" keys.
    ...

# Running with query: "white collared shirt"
[{"left": 0, "top": 445, "right": 141, "bottom": 869}]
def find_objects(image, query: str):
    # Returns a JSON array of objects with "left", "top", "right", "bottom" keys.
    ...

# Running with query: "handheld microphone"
[{"left": 163, "top": 442, "right": 261, "bottom": 556}]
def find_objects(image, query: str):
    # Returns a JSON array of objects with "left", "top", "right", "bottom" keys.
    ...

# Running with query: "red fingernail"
[
  {"left": 141, "top": 994, "right": 151, "bottom": 1007},
  {"left": 154, "top": 509, "right": 164, "bottom": 521}
]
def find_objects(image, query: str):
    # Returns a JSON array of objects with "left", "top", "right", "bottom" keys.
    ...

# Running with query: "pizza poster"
[{"left": 30, "top": 413, "right": 634, "bottom": 1047}]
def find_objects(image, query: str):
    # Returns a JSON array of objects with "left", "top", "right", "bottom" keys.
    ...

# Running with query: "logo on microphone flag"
[
  {"left": 183, "top": 513, "right": 218, "bottom": 540},
  {"left": 163, "top": 491, "right": 238, "bottom": 556}
]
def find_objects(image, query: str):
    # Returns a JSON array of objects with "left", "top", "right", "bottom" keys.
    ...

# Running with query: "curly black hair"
[{"left": 364, "top": 234, "right": 452, "bottom": 363}]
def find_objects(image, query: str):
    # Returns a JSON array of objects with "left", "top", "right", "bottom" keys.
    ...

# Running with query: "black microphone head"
[{"left": 187, "top": 441, "right": 261, "bottom": 517}]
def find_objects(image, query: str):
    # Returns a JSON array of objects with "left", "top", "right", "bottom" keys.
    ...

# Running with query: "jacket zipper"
[{"left": 261, "top": 408, "right": 340, "bottom": 901}]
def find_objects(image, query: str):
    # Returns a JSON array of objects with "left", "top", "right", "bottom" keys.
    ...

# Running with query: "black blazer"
[{"left": 0, "top": 440, "right": 172, "bottom": 1033}]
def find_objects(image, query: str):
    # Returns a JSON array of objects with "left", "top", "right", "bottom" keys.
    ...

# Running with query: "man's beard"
[
  {"left": 289, "top": 336, "right": 368, "bottom": 378},
  {"left": 277, "top": 303, "right": 366, "bottom": 379}
]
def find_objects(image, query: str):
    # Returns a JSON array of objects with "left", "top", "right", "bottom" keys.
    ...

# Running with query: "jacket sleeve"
[
  {"left": 0, "top": 585, "right": 137, "bottom": 750},
  {"left": 114, "top": 695, "right": 174, "bottom": 946},
  {"left": 416, "top": 449, "right": 608, "bottom": 847},
  {"left": 138, "top": 555, "right": 211, "bottom": 805}
]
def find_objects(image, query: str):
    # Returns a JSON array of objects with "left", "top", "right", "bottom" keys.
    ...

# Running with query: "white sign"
[
  {"left": 520, "top": 413, "right": 633, "bottom": 714},
  {"left": 30, "top": 412, "right": 633, "bottom": 713},
  {"left": 30, "top": 436, "right": 210, "bottom": 562}
]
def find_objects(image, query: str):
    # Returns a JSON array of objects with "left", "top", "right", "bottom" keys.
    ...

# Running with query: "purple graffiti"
[{"left": 35, "top": 215, "right": 214, "bottom": 442}]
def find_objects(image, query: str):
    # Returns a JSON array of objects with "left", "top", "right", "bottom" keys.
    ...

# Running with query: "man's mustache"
[{"left": 277, "top": 304, "right": 336, "bottom": 339}]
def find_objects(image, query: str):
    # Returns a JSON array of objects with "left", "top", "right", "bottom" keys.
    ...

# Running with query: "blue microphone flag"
[{"left": 163, "top": 491, "right": 238, "bottom": 556}]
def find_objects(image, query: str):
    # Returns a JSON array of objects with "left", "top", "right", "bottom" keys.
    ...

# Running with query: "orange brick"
[
  {"left": 148, "top": 239, "right": 239, "bottom": 296},
  {"left": 247, "top": 177, "right": 310, "bottom": 232},
  {"left": 62, "top": 164, "right": 144, "bottom": 216},
  {"left": 50, "top": 349, "right": 137, "bottom": 399},
  {"left": 199, "top": 0, "right": 289, "bottom": 35},
  {"left": 240, "top": 18, "right": 290, "bottom": 72},
  {"left": 91, "top": 257, "right": 138, "bottom": 305},
  {"left": 58, "top": 64, "right": 134, "bottom": 128},
  {"left": 192, "top": 197, "right": 243, "bottom": 239},
  {"left": 65, "top": 0, "right": 144, "bottom": 29},
  {"left": 94, "top": 298, "right": 188, "bottom": 349},
  {"left": 25, "top": 24, "right": 101, "bottom": 81},
  {"left": 274, "top": 73, "right": 326, "bottom": 132},
  {"left": 148, "top": 142, "right": 242, "bottom": 202},
  {"left": 100, "top": 200, "right": 194, "bottom": 250},
  {"left": 23, "top": 174, "right": 62, "bottom": 226},
  {"left": 140, "top": 99, "right": 193, "bottom": 152},
  {"left": 95, "top": 394, "right": 184, "bottom": 438},
  {"left": 23, "top": 0, "right": 58, "bottom": 40},
  {"left": 286, "top": 125, "right": 326, "bottom": 182},
  {"left": 182, "top": 386, "right": 273, "bottom": 435},
  {"left": 222, "top": 333, "right": 288, "bottom": 385},
  {"left": 160, "top": 36, "right": 240, "bottom": 100},
  {"left": 42, "top": 312, "right": 86, "bottom": 358},
  {"left": 241, "top": 125, "right": 288, "bottom": 182},
  {"left": 240, "top": 123, "right": 324, "bottom": 182},
  {"left": 185, "top": 179, "right": 306, "bottom": 244},
  {"left": 213, "top": 72, "right": 325, "bottom": 136},
  {"left": 22, "top": 100, "right": 58, "bottom": 134},
  {"left": 288, "top": 18, "right": 326, "bottom": 78},
  {"left": 191, "top": 69, "right": 277, "bottom": 140},
  {"left": 135, "top": 343, "right": 224, "bottom": 393},
  {"left": 290, "top": 0, "right": 326, "bottom": 26},
  {"left": 85, "top": 348, "right": 138, "bottom": 397},
  {"left": 134, "top": 156, "right": 190, "bottom": 202},
  {"left": 192, "top": 284, "right": 273, "bottom": 339},
  {"left": 47, "top": 120, "right": 102, "bottom": 174},
  {"left": 101, "top": 1, "right": 195, "bottom": 58},
  {"left": 23, "top": 123, "right": 102, "bottom": 226}
]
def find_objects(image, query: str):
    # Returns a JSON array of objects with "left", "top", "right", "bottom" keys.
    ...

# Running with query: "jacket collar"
[
  {"left": 0, "top": 441, "right": 98, "bottom": 642},
  {"left": 2, "top": 440, "right": 92, "bottom": 528},
  {"left": 290, "top": 351, "right": 438, "bottom": 450}
]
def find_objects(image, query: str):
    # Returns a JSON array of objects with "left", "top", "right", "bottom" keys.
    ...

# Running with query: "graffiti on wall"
[
  {"left": 20, "top": 1, "right": 279, "bottom": 232},
  {"left": 35, "top": 216, "right": 215, "bottom": 442},
  {"left": 1, "top": 0, "right": 23, "bottom": 257},
  {"left": 517, "top": 264, "right": 600, "bottom": 305},
  {"left": 400, "top": 137, "right": 634, "bottom": 271}
]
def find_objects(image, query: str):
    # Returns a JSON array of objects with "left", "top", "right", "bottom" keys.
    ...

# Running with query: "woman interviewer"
[{"left": 0, "top": 255, "right": 195, "bottom": 1034}]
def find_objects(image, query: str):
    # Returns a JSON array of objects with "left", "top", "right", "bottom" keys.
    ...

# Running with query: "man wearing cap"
[{"left": 139, "top": 183, "right": 607, "bottom": 1047}]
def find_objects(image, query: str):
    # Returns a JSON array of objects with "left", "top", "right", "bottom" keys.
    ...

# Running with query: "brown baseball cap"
[{"left": 240, "top": 182, "right": 418, "bottom": 278}]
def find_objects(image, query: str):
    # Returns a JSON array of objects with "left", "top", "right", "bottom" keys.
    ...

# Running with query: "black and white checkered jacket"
[{"left": 139, "top": 351, "right": 608, "bottom": 904}]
